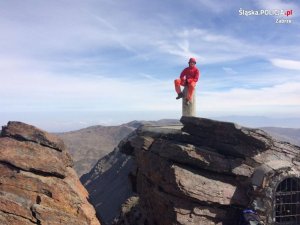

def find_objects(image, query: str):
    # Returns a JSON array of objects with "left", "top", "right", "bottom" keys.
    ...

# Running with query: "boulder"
[{"left": 0, "top": 121, "right": 101, "bottom": 225}]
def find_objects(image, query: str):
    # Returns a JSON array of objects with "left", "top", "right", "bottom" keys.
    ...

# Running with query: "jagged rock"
[
  {"left": 180, "top": 117, "right": 273, "bottom": 157},
  {"left": 81, "top": 120, "right": 181, "bottom": 225},
  {"left": 117, "top": 116, "right": 300, "bottom": 225},
  {"left": 2, "top": 121, "right": 65, "bottom": 151},
  {"left": 0, "top": 121, "right": 101, "bottom": 225},
  {"left": 0, "top": 138, "right": 70, "bottom": 178},
  {"left": 149, "top": 139, "right": 253, "bottom": 177}
]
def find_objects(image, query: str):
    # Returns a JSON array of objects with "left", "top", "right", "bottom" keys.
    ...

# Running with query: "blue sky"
[{"left": 0, "top": 0, "right": 299, "bottom": 131}]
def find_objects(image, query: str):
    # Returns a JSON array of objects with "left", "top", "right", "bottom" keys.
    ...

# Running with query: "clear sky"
[{"left": 0, "top": 0, "right": 299, "bottom": 131}]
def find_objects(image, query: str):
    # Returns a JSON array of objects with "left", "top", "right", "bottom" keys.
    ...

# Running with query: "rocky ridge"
[
  {"left": 81, "top": 120, "right": 181, "bottom": 225},
  {"left": 117, "top": 116, "right": 300, "bottom": 225},
  {"left": 0, "top": 121, "right": 101, "bottom": 225}
]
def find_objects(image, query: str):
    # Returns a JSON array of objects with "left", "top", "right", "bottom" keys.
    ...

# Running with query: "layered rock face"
[
  {"left": 118, "top": 117, "right": 300, "bottom": 225},
  {"left": 0, "top": 121, "right": 101, "bottom": 225}
]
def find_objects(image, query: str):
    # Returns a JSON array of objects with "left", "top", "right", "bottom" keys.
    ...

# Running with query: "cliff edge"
[
  {"left": 117, "top": 116, "right": 300, "bottom": 225},
  {"left": 0, "top": 121, "right": 101, "bottom": 225}
]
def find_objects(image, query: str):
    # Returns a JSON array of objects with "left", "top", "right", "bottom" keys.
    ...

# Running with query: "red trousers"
[{"left": 174, "top": 79, "right": 196, "bottom": 101}]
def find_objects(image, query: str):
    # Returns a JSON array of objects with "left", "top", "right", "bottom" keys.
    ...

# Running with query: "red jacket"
[{"left": 180, "top": 66, "right": 200, "bottom": 84}]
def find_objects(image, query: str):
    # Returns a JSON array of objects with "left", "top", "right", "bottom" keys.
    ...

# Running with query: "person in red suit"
[{"left": 174, "top": 58, "right": 200, "bottom": 105}]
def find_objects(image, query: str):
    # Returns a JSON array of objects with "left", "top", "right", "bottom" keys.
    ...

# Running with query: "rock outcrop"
[
  {"left": 117, "top": 117, "right": 300, "bottom": 225},
  {"left": 0, "top": 121, "right": 101, "bottom": 225},
  {"left": 81, "top": 119, "right": 181, "bottom": 225}
]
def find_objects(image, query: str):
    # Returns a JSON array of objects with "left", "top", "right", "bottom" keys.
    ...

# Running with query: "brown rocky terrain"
[
  {"left": 0, "top": 121, "right": 101, "bottom": 225},
  {"left": 115, "top": 116, "right": 300, "bottom": 225}
]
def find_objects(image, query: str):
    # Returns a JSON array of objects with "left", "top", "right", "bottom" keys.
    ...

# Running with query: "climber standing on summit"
[{"left": 174, "top": 58, "right": 200, "bottom": 105}]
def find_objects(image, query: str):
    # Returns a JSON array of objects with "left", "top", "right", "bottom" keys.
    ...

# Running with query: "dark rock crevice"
[
  {"left": 1, "top": 133, "right": 62, "bottom": 152},
  {"left": 156, "top": 182, "right": 246, "bottom": 210},
  {"left": 0, "top": 160, "right": 65, "bottom": 179},
  {"left": 28, "top": 168, "right": 65, "bottom": 179},
  {"left": 146, "top": 143, "right": 252, "bottom": 180},
  {"left": 0, "top": 209, "right": 37, "bottom": 224},
  {"left": 31, "top": 196, "right": 42, "bottom": 225},
  {"left": 31, "top": 210, "right": 41, "bottom": 225},
  {"left": 1, "top": 182, "right": 53, "bottom": 200}
]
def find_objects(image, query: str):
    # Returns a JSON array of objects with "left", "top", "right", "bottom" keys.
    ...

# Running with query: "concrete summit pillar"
[{"left": 182, "top": 86, "right": 196, "bottom": 117}]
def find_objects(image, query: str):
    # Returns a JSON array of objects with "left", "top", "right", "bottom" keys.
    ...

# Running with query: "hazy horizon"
[{"left": 1, "top": 112, "right": 299, "bottom": 132}]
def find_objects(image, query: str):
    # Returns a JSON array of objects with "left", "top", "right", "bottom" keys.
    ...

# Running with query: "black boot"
[{"left": 176, "top": 92, "right": 184, "bottom": 99}]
